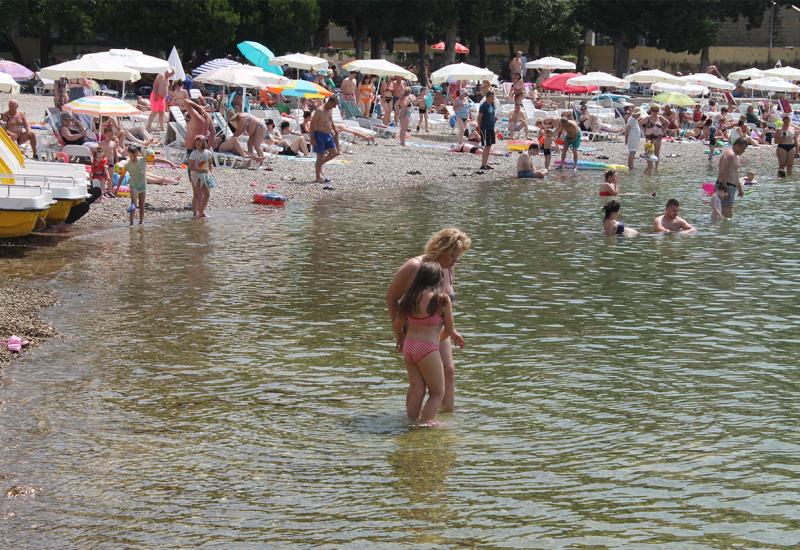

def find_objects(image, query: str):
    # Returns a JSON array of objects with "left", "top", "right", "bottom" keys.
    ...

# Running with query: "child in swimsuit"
[
  {"left": 643, "top": 139, "right": 656, "bottom": 175},
  {"left": 394, "top": 261, "right": 464, "bottom": 425}
]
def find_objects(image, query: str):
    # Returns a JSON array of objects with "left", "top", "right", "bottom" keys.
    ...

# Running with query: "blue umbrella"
[{"left": 237, "top": 41, "right": 283, "bottom": 76}]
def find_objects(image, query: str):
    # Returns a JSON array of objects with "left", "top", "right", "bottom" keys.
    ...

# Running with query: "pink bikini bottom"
[{"left": 403, "top": 338, "right": 440, "bottom": 364}]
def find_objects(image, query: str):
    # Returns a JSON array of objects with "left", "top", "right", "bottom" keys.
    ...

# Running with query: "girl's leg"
[
  {"left": 417, "top": 352, "right": 445, "bottom": 424},
  {"left": 129, "top": 190, "right": 136, "bottom": 225},
  {"left": 439, "top": 338, "right": 455, "bottom": 412},
  {"left": 423, "top": 112, "right": 429, "bottom": 132},
  {"left": 200, "top": 185, "right": 210, "bottom": 217},
  {"left": 405, "top": 360, "right": 426, "bottom": 421},
  {"left": 654, "top": 138, "right": 662, "bottom": 170},
  {"left": 456, "top": 118, "right": 465, "bottom": 145},
  {"left": 137, "top": 191, "right": 145, "bottom": 224},
  {"left": 400, "top": 116, "right": 408, "bottom": 146},
  {"left": 191, "top": 176, "right": 201, "bottom": 217}
]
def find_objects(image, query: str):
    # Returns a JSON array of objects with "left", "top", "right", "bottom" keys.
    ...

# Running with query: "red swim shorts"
[{"left": 149, "top": 91, "right": 166, "bottom": 113}]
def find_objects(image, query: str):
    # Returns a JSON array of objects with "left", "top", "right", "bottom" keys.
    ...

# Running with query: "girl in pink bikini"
[{"left": 393, "top": 262, "right": 464, "bottom": 425}]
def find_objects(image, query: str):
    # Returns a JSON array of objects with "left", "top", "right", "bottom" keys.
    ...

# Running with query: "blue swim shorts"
[{"left": 313, "top": 131, "right": 336, "bottom": 154}]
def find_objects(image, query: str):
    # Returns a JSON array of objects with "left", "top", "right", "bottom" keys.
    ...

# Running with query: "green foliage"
[
  {"left": 505, "top": 0, "right": 582, "bottom": 55},
  {"left": 234, "top": 0, "right": 319, "bottom": 54}
]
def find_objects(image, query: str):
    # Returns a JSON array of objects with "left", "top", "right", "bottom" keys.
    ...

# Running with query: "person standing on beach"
[
  {"left": 623, "top": 106, "right": 641, "bottom": 170},
  {"left": 387, "top": 228, "right": 472, "bottom": 417},
  {"left": 396, "top": 88, "right": 413, "bottom": 146},
  {"left": 310, "top": 97, "right": 339, "bottom": 183},
  {"left": 716, "top": 138, "right": 748, "bottom": 218},
  {"left": 183, "top": 100, "right": 213, "bottom": 170},
  {"left": 509, "top": 51, "right": 523, "bottom": 79},
  {"left": 146, "top": 67, "right": 175, "bottom": 133},
  {"left": 341, "top": 71, "right": 358, "bottom": 105},
  {"left": 477, "top": 91, "right": 496, "bottom": 170}
]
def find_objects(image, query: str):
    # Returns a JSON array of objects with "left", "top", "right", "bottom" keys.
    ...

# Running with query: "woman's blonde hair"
[{"left": 424, "top": 228, "right": 471, "bottom": 260}]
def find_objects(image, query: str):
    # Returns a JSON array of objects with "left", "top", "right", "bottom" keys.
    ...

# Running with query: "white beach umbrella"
[
  {"left": 193, "top": 66, "right": 266, "bottom": 88},
  {"left": 679, "top": 73, "right": 735, "bottom": 90},
  {"left": 269, "top": 53, "right": 328, "bottom": 71},
  {"left": 727, "top": 67, "right": 764, "bottom": 82},
  {"left": 39, "top": 56, "right": 141, "bottom": 82},
  {"left": 526, "top": 56, "right": 575, "bottom": 70},
  {"left": 650, "top": 81, "right": 708, "bottom": 96},
  {"left": 431, "top": 62, "right": 495, "bottom": 85},
  {"left": 0, "top": 72, "right": 21, "bottom": 94},
  {"left": 567, "top": 71, "right": 630, "bottom": 89},
  {"left": 89, "top": 48, "right": 170, "bottom": 74},
  {"left": 168, "top": 46, "right": 186, "bottom": 81},
  {"left": 238, "top": 65, "right": 290, "bottom": 86},
  {"left": 624, "top": 69, "right": 681, "bottom": 84},
  {"left": 763, "top": 66, "right": 800, "bottom": 81},
  {"left": 341, "top": 59, "right": 417, "bottom": 81},
  {"left": 743, "top": 77, "right": 799, "bottom": 93}
]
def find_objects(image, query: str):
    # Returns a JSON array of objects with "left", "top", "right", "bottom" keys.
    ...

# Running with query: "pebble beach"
[{"left": 0, "top": 93, "right": 783, "bottom": 368}]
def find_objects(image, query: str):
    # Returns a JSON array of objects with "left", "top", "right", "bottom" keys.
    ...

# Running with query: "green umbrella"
[{"left": 653, "top": 92, "right": 695, "bottom": 107}]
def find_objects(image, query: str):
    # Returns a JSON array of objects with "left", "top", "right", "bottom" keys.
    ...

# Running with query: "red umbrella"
[
  {"left": 431, "top": 41, "right": 470, "bottom": 54},
  {"left": 540, "top": 72, "right": 598, "bottom": 94}
]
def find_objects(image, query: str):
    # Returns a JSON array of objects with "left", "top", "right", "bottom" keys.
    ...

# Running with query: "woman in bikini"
[
  {"left": 234, "top": 113, "right": 268, "bottom": 161},
  {"left": 640, "top": 105, "right": 669, "bottom": 169},
  {"left": 603, "top": 200, "right": 638, "bottom": 237},
  {"left": 387, "top": 228, "right": 471, "bottom": 415},
  {"left": 599, "top": 169, "right": 619, "bottom": 197},
  {"left": 396, "top": 88, "right": 413, "bottom": 146},
  {"left": 379, "top": 79, "right": 393, "bottom": 125},
  {"left": 776, "top": 115, "right": 798, "bottom": 177},
  {"left": 358, "top": 75, "right": 375, "bottom": 117}
]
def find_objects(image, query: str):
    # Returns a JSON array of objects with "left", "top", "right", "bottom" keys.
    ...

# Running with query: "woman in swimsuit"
[
  {"left": 358, "top": 75, "right": 375, "bottom": 117},
  {"left": 387, "top": 228, "right": 471, "bottom": 415},
  {"left": 416, "top": 87, "right": 429, "bottom": 132},
  {"left": 599, "top": 169, "right": 619, "bottom": 196},
  {"left": 776, "top": 115, "right": 798, "bottom": 177},
  {"left": 578, "top": 105, "right": 594, "bottom": 133},
  {"left": 640, "top": 106, "right": 669, "bottom": 169},
  {"left": 379, "top": 79, "right": 393, "bottom": 125},
  {"left": 234, "top": 113, "right": 267, "bottom": 161},
  {"left": 394, "top": 261, "right": 464, "bottom": 425},
  {"left": 603, "top": 200, "right": 638, "bottom": 236},
  {"left": 396, "top": 88, "right": 413, "bottom": 146}
]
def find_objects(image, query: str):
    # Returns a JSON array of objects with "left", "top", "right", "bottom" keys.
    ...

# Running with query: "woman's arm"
[
  {"left": 440, "top": 295, "right": 464, "bottom": 348},
  {"left": 386, "top": 258, "right": 420, "bottom": 323}
]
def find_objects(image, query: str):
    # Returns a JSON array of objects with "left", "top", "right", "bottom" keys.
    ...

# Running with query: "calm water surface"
[{"left": 1, "top": 159, "right": 799, "bottom": 547}]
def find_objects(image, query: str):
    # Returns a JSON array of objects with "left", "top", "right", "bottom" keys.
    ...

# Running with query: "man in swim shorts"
[
  {"left": 716, "top": 137, "right": 748, "bottom": 219},
  {"left": 558, "top": 117, "right": 581, "bottom": 170},
  {"left": 310, "top": 96, "right": 340, "bottom": 184},
  {"left": 477, "top": 91, "right": 497, "bottom": 170},
  {"left": 147, "top": 67, "right": 175, "bottom": 133}
]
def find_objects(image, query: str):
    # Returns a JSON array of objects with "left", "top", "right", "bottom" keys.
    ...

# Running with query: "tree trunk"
[
  {"left": 417, "top": 36, "right": 427, "bottom": 85},
  {"left": 576, "top": 27, "right": 588, "bottom": 73},
  {"left": 354, "top": 22, "right": 368, "bottom": 59},
  {"left": 699, "top": 46, "right": 710, "bottom": 71},
  {"left": 386, "top": 35, "right": 394, "bottom": 54},
  {"left": 370, "top": 33, "right": 382, "bottom": 59},
  {"left": 613, "top": 39, "right": 630, "bottom": 79},
  {"left": 478, "top": 33, "right": 486, "bottom": 67},
  {"left": 508, "top": 38, "right": 515, "bottom": 60},
  {"left": 528, "top": 38, "right": 536, "bottom": 60},
  {"left": 444, "top": 24, "right": 457, "bottom": 65},
  {"left": 2, "top": 34, "right": 25, "bottom": 64},
  {"left": 39, "top": 15, "right": 52, "bottom": 66}
]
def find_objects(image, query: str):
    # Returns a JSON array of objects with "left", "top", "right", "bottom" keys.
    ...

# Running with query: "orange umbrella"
[{"left": 431, "top": 42, "right": 470, "bottom": 54}]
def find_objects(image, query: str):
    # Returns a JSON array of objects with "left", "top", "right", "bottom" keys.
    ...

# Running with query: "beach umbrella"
[
  {"left": 40, "top": 56, "right": 141, "bottom": 82},
  {"left": 650, "top": 81, "right": 708, "bottom": 96},
  {"left": 85, "top": 49, "right": 170, "bottom": 74},
  {"left": 0, "top": 60, "right": 34, "bottom": 81},
  {"left": 168, "top": 46, "right": 186, "bottom": 81},
  {"left": 526, "top": 56, "right": 576, "bottom": 70},
  {"left": 431, "top": 41, "right": 470, "bottom": 54},
  {"left": 269, "top": 53, "right": 328, "bottom": 71},
  {"left": 191, "top": 58, "right": 240, "bottom": 77},
  {"left": 238, "top": 65, "right": 290, "bottom": 86},
  {"left": 0, "top": 72, "right": 20, "bottom": 93},
  {"left": 63, "top": 95, "right": 141, "bottom": 116},
  {"left": 540, "top": 72, "right": 596, "bottom": 94},
  {"left": 624, "top": 69, "right": 681, "bottom": 84},
  {"left": 679, "top": 73, "right": 735, "bottom": 90},
  {"left": 727, "top": 67, "right": 764, "bottom": 82},
  {"left": 763, "top": 66, "right": 800, "bottom": 81},
  {"left": 341, "top": 59, "right": 417, "bottom": 80},
  {"left": 567, "top": 71, "right": 629, "bottom": 89},
  {"left": 237, "top": 41, "right": 284, "bottom": 75},
  {"left": 653, "top": 92, "right": 695, "bottom": 107},
  {"left": 743, "top": 77, "right": 799, "bottom": 93},
  {"left": 430, "top": 62, "right": 495, "bottom": 85},
  {"left": 193, "top": 65, "right": 267, "bottom": 88},
  {"left": 266, "top": 80, "right": 332, "bottom": 99}
]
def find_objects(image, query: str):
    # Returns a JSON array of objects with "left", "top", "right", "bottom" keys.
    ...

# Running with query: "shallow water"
[{"left": 1, "top": 157, "right": 799, "bottom": 547}]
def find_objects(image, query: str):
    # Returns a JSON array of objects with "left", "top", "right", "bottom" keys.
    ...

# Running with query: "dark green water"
[{"left": 1, "top": 159, "right": 799, "bottom": 547}]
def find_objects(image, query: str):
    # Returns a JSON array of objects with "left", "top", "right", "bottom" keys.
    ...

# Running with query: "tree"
[
  {"left": 319, "top": 0, "right": 369, "bottom": 58},
  {"left": 233, "top": 0, "right": 319, "bottom": 55},
  {"left": 458, "top": 0, "right": 511, "bottom": 67}
]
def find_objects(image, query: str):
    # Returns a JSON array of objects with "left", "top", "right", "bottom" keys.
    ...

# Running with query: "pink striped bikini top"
[{"left": 407, "top": 312, "right": 443, "bottom": 326}]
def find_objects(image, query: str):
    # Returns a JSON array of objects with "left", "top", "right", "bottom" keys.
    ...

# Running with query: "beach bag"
[
  {"left": 205, "top": 173, "right": 216, "bottom": 189},
  {"left": 449, "top": 115, "right": 456, "bottom": 128}
]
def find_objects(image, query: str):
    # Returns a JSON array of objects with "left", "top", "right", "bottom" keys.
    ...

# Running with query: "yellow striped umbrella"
[
  {"left": 63, "top": 95, "right": 141, "bottom": 116},
  {"left": 266, "top": 80, "right": 332, "bottom": 99}
]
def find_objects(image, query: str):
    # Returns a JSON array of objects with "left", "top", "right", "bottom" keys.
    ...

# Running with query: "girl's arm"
[{"left": 440, "top": 295, "right": 464, "bottom": 348}]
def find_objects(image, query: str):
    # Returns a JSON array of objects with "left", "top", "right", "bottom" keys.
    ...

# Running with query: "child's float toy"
[
  {"left": 554, "top": 160, "right": 629, "bottom": 171},
  {"left": 253, "top": 192, "right": 287, "bottom": 206},
  {"left": 506, "top": 140, "right": 535, "bottom": 152},
  {"left": 116, "top": 185, "right": 131, "bottom": 197}
]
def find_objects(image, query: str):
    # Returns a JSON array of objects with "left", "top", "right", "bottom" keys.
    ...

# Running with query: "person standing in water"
[
  {"left": 558, "top": 117, "right": 581, "bottom": 171},
  {"left": 653, "top": 198, "right": 696, "bottom": 234},
  {"left": 387, "top": 228, "right": 472, "bottom": 415},
  {"left": 623, "top": 106, "right": 641, "bottom": 170},
  {"left": 394, "top": 262, "right": 464, "bottom": 425},
  {"left": 776, "top": 115, "right": 797, "bottom": 177},
  {"left": 716, "top": 138, "right": 748, "bottom": 219}
]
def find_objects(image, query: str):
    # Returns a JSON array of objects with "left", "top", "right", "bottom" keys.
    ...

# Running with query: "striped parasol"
[
  {"left": 266, "top": 79, "right": 332, "bottom": 98},
  {"left": 63, "top": 95, "right": 141, "bottom": 116},
  {"left": 191, "top": 58, "right": 241, "bottom": 77}
]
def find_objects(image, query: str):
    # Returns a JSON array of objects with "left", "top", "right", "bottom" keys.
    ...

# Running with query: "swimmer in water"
[
  {"left": 741, "top": 171, "right": 757, "bottom": 186},
  {"left": 603, "top": 200, "right": 638, "bottom": 236},
  {"left": 710, "top": 181, "right": 728, "bottom": 222},
  {"left": 393, "top": 261, "right": 464, "bottom": 425},
  {"left": 653, "top": 198, "right": 696, "bottom": 234},
  {"left": 599, "top": 169, "right": 619, "bottom": 196},
  {"left": 516, "top": 143, "right": 548, "bottom": 178}
]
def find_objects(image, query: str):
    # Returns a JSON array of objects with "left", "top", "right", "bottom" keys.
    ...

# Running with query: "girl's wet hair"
[
  {"left": 603, "top": 200, "right": 620, "bottom": 220},
  {"left": 397, "top": 261, "right": 446, "bottom": 318},
  {"left": 604, "top": 169, "right": 616, "bottom": 181}
]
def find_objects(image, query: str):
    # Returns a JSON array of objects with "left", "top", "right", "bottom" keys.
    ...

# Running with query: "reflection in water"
[{"left": 0, "top": 158, "right": 799, "bottom": 546}]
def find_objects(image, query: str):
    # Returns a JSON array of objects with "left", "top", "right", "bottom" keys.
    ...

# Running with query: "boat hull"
[
  {"left": 45, "top": 198, "right": 85, "bottom": 225},
  {"left": 0, "top": 208, "right": 47, "bottom": 238}
]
